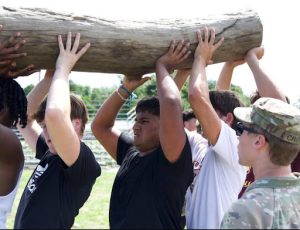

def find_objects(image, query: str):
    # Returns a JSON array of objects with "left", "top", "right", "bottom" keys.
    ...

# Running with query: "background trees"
[{"left": 23, "top": 74, "right": 250, "bottom": 117}]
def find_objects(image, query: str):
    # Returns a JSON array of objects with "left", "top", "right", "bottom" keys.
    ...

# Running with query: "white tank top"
[{"left": 0, "top": 169, "right": 23, "bottom": 229}]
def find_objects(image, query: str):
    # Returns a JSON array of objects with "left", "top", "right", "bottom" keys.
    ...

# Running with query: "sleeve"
[
  {"left": 116, "top": 132, "right": 134, "bottom": 165},
  {"left": 185, "top": 130, "right": 208, "bottom": 161},
  {"left": 212, "top": 121, "right": 241, "bottom": 167},
  {"left": 158, "top": 134, "right": 193, "bottom": 184},
  {"left": 64, "top": 142, "right": 101, "bottom": 186},
  {"left": 35, "top": 134, "right": 49, "bottom": 160}
]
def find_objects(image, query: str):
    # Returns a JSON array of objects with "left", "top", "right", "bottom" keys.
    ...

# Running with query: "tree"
[{"left": 23, "top": 84, "right": 34, "bottom": 95}]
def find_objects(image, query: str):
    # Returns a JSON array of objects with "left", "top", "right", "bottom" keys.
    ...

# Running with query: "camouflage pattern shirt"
[{"left": 221, "top": 173, "right": 300, "bottom": 229}]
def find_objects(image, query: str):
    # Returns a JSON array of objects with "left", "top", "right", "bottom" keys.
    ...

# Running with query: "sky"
[{"left": 2, "top": 0, "right": 300, "bottom": 104}]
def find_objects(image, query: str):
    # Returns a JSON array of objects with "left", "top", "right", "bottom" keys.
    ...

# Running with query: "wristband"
[{"left": 119, "top": 84, "right": 137, "bottom": 106}]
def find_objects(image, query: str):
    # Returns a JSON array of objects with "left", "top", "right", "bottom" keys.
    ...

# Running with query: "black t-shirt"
[
  {"left": 14, "top": 135, "right": 101, "bottom": 229},
  {"left": 109, "top": 133, "right": 193, "bottom": 229}
]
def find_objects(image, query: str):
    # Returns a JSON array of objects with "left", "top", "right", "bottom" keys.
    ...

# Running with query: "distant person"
[
  {"left": 182, "top": 110, "right": 198, "bottom": 132},
  {"left": 184, "top": 27, "right": 247, "bottom": 229},
  {"left": 221, "top": 97, "right": 300, "bottom": 229},
  {"left": 14, "top": 32, "right": 101, "bottom": 229},
  {"left": 91, "top": 40, "right": 193, "bottom": 228},
  {"left": 216, "top": 47, "right": 300, "bottom": 198},
  {"left": 0, "top": 26, "right": 37, "bottom": 229}
]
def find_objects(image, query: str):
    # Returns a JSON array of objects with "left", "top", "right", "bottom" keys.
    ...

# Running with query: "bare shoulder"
[{"left": 0, "top": 124, "right": 23, "bottom": 163}]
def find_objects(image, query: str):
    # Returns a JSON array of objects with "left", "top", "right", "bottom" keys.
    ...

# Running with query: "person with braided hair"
[{"left": 0, "top": 25, "right": 38, "bottom": 229}]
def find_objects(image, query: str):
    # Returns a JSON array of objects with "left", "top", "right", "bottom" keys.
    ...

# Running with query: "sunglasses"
[{"left": 236, "top": 122, "right": 257, "bottom": 136}]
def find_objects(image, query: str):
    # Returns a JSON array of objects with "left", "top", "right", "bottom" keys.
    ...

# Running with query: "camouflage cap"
[{"left": 234, "top": 97, "right": 300, "bottom": 145}]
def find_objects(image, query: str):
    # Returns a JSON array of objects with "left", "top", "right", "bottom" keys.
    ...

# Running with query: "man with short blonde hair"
[{"left": 221, "top": 97, "right": 300, "bottom": 229}]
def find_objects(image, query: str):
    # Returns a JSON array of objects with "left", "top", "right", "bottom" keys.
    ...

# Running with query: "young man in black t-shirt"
[
  {"left": 92, "top": 40, "right": 193, "bottom": 229},
  {"left": 15, "top": 32, "right": 101, "bottom": 229}
]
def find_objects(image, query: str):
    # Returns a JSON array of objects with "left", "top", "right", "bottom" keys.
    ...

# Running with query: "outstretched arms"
[
  {"left": 245, "top": 47, "right": 286, "bottom": 102},
  {"left": 216, "top": 60, "right": 245, "bottom": 91},
  {"left": 216, "top": 46, "right": 286, "bottom": 103},
  {"left": 45, "top": 32, "right": 90, "bottom": 167},
  {"left": 155, "top": 40, "right": 191, "bottom": 162},
  {"left": 188, "top": 27, "right": 224, "bottom": 145}
]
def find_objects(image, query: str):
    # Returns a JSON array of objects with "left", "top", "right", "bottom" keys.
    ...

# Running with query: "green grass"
[{"left": 7, "top": 168, "right": 117, "bottom": 229}]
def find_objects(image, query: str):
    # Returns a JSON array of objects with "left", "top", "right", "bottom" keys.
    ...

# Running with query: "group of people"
[{"left": 1, "top": 23, "right": 300, "bottom": 229}]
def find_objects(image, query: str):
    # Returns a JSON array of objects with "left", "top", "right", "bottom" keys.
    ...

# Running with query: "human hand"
[
  {"left": 156, "top": 40, "right": 191, "bottom": 73},
  {"left": 0, "top": 25, "right": 38, "bottom": 79},
  {"left": 0, "top": 26, "right": 27, "bottom": 60},
  {"left": 55, "top": 32, "right": 90, "bottom": 74},
  {"left": 0, "top": 62, "right": 38, "bottom": 79},
  {"left": 225, "top": 59, "right": 245, "bottom": 68},
  {"left": 122, "top": 75, "right": 151, "bottom": 92},
  {"left": 245, "top": 47, "right": 264, "bottom": 61},
  {"left": 176, "top": 68, "right": 192, "bottom": 76},
  {"left": 194, "top": 27, "right": 224, "bottom": 65}
]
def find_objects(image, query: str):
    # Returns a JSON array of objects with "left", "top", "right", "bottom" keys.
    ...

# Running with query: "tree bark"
[{"left": 0, "top": 6, "right": 263, "bottom": 77}]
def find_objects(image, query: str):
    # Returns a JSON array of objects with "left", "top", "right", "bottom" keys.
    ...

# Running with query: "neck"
[
  {"left": 252, "top": 152, "right": 293, "bottom": 180},
  {"left": 138, "top": 147, "right": 158, "bottom": 156}
]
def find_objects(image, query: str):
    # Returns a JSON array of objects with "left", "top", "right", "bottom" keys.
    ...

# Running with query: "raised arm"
[
  {"left": 188, "top": 27, "right": 224, "bottom": 145},
  {"left": 173, "top": 69, "right": 191, "bottom": 91},
  {"left": 155, "top": 40, "right": 191, "bottom": 163},
  {"left": 216, "top": 60, "right": 245, "bottom": 91},
  {"left": 45, "top": 32, "right": 90, "bottom": 167},
  {"left": 245, "top": 47, "right": 286, "bottom": 102},
  {"left": 91, "top": 75, "right": 149, "bottom": 160},
  {"left": 17, "top": 70, "right": 54, "bottom": 152}
]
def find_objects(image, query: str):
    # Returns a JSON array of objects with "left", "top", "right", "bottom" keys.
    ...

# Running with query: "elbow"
[
  {"left": 45, "top": 107, "right": 65, "bottom": 125},
  {"left": 162, "top": 96, "right": 182, "bottom": 109},
  {"left": 91, "top": 120, "right": 98, "bottom": 135},
  {"left": 91, "top": 118, "right": 108, "bottom": 139},
  {"left": 188, "top": 89, "right": 209, "bottom": 110},
  {"left": 188, "top": 88, "right": 201, "bottom": 104}
]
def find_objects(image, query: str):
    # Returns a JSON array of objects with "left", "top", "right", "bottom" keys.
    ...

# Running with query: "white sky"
[{"left": 2, "top": 0, "right": 300, "bottom": 103}]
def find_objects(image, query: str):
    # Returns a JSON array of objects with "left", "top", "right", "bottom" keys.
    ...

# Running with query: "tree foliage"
[{"left": 23, "top": 77, "right": 250, "bottom": 118}]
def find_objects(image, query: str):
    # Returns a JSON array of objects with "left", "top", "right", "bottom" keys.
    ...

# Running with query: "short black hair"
[
  {"left": 182, "top": 110, "right": 196, "bottom": 122},
  {"left": 136, "top": 96, "right": 160, "bottom": 116},
  {"left": 209, "top": 90, "right": 244, "bottom": 130},
  {"left": 0, "top": 78, "right": 27, "bottom": 128}
]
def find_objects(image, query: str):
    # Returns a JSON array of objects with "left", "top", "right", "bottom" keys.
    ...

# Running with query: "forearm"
[
  {"left": 92, "top": 87, "right": 129, "bottom": 130},
  {"left": 189, "top": 58, "right": 221, "bottom": 145},
  {"left": 156, "top": 62, "right": 182, "bottom": 103},
  {"left": 189, "top": 58, "right": 210, "bottom": 101},
  {"left": 247, "top": 56, "right": 286, "bottom": 102},
  {"left": 216, "top": 62, "right": 234, "bottom": 90},
  {"left": 173, "top": 69, "right": 191, "bottom": 91},
  {"left": 46, "top": 69, "right": 71, "bottom": 117},
  {"left": 27, "top": 73, "right": 52, "bottom": 118}
]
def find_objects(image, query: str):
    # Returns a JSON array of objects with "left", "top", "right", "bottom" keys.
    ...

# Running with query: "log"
[{"left": 0, "top": 6, "right": 263, "bottom": 76}]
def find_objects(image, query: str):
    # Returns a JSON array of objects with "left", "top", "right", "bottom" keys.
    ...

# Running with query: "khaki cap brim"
[{"left": 233, "top": 107, "right": 253, "bottom": 124}]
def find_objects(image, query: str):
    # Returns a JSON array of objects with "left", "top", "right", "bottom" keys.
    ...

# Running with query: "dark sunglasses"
[{"left": 236, "top": 122, "right": 257, "bottom": 136}]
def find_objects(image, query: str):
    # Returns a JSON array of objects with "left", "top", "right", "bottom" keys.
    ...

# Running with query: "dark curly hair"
[{"left": 0, "top": 78, "right": 27, "bottom": 128}]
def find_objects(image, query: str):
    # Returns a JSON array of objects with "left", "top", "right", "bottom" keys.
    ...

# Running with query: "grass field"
[{"left": 7, "top": 167, "right": 118, "bottom": 229}]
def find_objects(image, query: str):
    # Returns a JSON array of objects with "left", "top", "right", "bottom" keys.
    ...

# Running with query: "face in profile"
[
  {"left": 39, "top": 121, "right": 57, "bottom": 154},
  {"left": 184, "top": 118, "right": 198, "bottom": 132}
]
